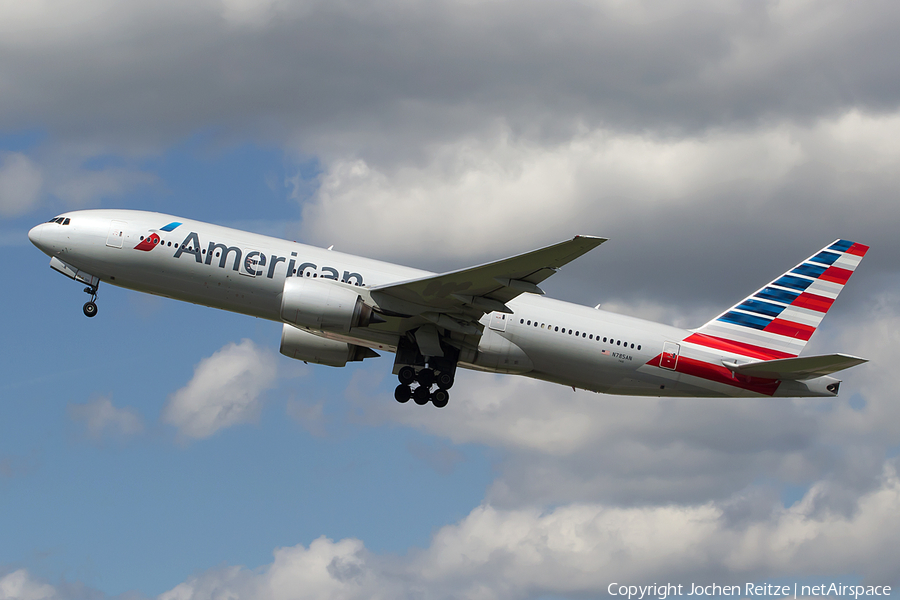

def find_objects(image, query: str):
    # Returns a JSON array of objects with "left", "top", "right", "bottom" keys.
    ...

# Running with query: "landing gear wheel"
[
  {"left": 394, "top": 384, "right": 412, "bottom": 403},
  {"left": 436, "top": 372, "right": 454, "bottom": 389},
  {"left": 413, "top": 385, "right": 430, "bottom": 405},
  {"left": 83, "top": 301, "right": 98, "bottom": 318},
  {"left": 82, "top": 284, "right": 99, "bottom": 318},
  {"left": 398, "top": 366, "right": 416, "bottom": 385},
  {"left": 416, "top": 368, "right": 435, "bottom": 387},
  {"left": 431, "top": 389, "right": 449, "bottom": 408}
]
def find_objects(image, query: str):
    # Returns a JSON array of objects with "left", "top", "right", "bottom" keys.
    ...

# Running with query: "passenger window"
[
  {"left": 527, "top": 320, "right": 531, "bottom": 325},
  {"left": 554, "top": 326, "right": 558, "bottom": 332},
  {"left": 631, "top": 343, "right": 634, "bottom": 349},
  {"left": 589, "top": 334, "right": 593, "bottom": 339},
  {"left": 637, "top": 345, "right": 641, "bottom": 350},
  {"left": 520, "top": 319, "right": 524, "bottom": 324},
  {"left": 575, "top": 331, "right": 579, "bottom": 336},
  {"left": 541, "top": 324, "right": 545, "bottom": 329},
  {"left": 617, "top": 340, "right": 621, "bottom": 345},
  {"left": 534, "top": 322, "right": 538, "bottom": 327},
  {"left": 582, "top": 333, "right": 586, "bottom": 338}
]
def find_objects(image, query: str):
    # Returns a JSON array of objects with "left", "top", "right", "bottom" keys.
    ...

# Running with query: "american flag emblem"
[{"left": 601, "top": 349, "right": 609, "bottom": 355}]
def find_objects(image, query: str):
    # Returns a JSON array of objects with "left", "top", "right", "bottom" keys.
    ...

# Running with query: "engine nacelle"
[
  {"left": 281, "top": 278, "right": 377, "bottom": 332},
  {"left": 280, "top": 324, "right": 378, "bottom": 367}
]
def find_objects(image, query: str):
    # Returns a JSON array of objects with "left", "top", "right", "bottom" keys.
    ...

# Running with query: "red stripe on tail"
[
  {"left": 820, "top": 266, "right": 853, "bottom": 284},
  {"left": 682, "top": 333, "right": 796, "bottom": 360},
  {"left": 791, "top": 292, "right": 834, "bottom": 313},
  {"left": 764, "top": 319, "right": 815, "bottom": 341}
]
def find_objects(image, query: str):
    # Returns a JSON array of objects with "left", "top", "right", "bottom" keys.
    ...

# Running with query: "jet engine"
[
  {"left": 281, "top": 278, "right": 380, "bottom": 332},
  {"left": 280, "top": 323, "right": 378, "bottom": 367}
]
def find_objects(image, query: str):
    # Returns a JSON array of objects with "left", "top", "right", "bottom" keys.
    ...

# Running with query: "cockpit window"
[
  {"left": 48, "top": 217, "right": 62, "bottom": 223},
  {"left": 63, "top": 218, "right": 70, "bottom": 225}
]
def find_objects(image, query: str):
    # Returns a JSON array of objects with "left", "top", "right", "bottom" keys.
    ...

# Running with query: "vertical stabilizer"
[{"left": 687, "top": 240, "right": 869, "bottom": 359}]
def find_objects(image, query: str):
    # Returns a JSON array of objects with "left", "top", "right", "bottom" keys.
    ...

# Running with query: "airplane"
[{"left": 28, "top": 209, "right": 869, "bottom": 407}]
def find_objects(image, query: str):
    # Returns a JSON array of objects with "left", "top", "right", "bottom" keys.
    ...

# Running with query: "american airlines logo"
[
  {"left": 133, "top": 222, "right": 181, "bottom": 251},
  {"left": 137, "top": 225, "right": 365, "bottom": 284}
]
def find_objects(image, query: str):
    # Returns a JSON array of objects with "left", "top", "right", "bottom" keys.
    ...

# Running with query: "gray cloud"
[{"left": 3, "top": 0, "right": 900, "bottom": 148}]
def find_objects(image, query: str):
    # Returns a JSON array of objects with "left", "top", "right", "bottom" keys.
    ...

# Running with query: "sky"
[{"left": 1, "top": 0, "right": 900, "bottom": 598}]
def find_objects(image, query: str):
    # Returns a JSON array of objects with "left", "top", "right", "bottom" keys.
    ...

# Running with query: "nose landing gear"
[{"left": 83, "top": 285, "right": 99, "bottom": 318}]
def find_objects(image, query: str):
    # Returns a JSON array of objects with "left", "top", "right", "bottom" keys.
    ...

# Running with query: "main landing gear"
[
  {"left": 82, "top": 285, "right": 99, "bottom": 318},
  {"left": 392, "top": 331, "right": 458, "bottom": 408},
  {"left": 394, "top": 365, "right": 454, "bottom": 408}
]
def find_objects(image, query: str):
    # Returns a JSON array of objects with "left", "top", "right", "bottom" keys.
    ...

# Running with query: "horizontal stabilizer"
[{"left": 723, "top": 353, "right": 868, "bottom": 380}]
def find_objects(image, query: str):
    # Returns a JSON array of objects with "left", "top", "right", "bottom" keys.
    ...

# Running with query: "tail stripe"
[
  {"left": 690, "top": 239, "right": 868, "bottom": 360},
  {"left": 736, "top": 299, "right": 785, "bottom": 318},
  {"left": 828, "top": 240, "right": 854, "bottom": 252},
  {"left": 791, "top": 263, "right": 828, "bottom": 278},
  {"left": 683, "top": 333, "right": 796, "bottom": 360},
  {"left": 719, "top": 311, "right": 771, "bottom": 329},
  {"left": 809, "top": 250, "right": 841, "bottom": 265},
  {"left": 763, "top": 319, "right": 816, "bottom": 340},
  {"left": 847, "top": 243, "right": 869, "bottom": 256},
  {"left": 791, "top": 292, "right": 834, "bottom": 313},
  {"left": 805, "top": 277, "right": 843, "bottom": 298},
  {"left": 778, "top": 305, "right": 825, "bottom": 327},
  {"left": 820, "top": 266, "right": 853, "bottom": 285},
  {"left": 756, "top": 287, "right": 800, "bottom": 304},
  {"left": 774, "top": 275, "right": 813, "bottom": 291}
]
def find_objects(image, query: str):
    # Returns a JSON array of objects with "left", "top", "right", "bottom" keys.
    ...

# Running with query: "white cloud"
[
  {"left": 0, "top": 152, "right": 42, "bottom": 218},
  {"left": 163, "top": 339, "right": 278, "bottom": 439},
  {"left": 0, "top": 569, "right": 57, "bottom": 600},
  {"left": 154, "top": 461, "right": 900, "bottom": 599},
  {"left": 68, "top": 395, "right": 144, "bottom": 441}
]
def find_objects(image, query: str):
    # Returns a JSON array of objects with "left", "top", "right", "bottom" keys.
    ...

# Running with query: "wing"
[
  {"left": 370, "top": 235, "right": 606, "bottom": 333},
  {"left": 723, "top": 353, "right": 868, "bottom": 380}
]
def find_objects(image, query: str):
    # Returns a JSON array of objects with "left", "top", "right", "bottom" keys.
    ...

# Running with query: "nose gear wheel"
[{"left": 82, "top": 285, "right": 99, "bottom": 318}]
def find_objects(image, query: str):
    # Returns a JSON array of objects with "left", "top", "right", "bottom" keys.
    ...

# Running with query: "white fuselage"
[{"left": 28, "top": 209, "right": 839, "bottom": 398}]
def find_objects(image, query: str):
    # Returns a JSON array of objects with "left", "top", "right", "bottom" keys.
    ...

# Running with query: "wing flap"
[
  {"left": 371, "top": 235, "right": 606, "bottom": 317},
  {"left": 724, "top": 353, "right": 868, "bottom": 380}
]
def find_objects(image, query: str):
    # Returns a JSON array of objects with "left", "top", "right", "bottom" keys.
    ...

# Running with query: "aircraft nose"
[{"left": 28, "top": 223, "right": 44, "bottom": 247}]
